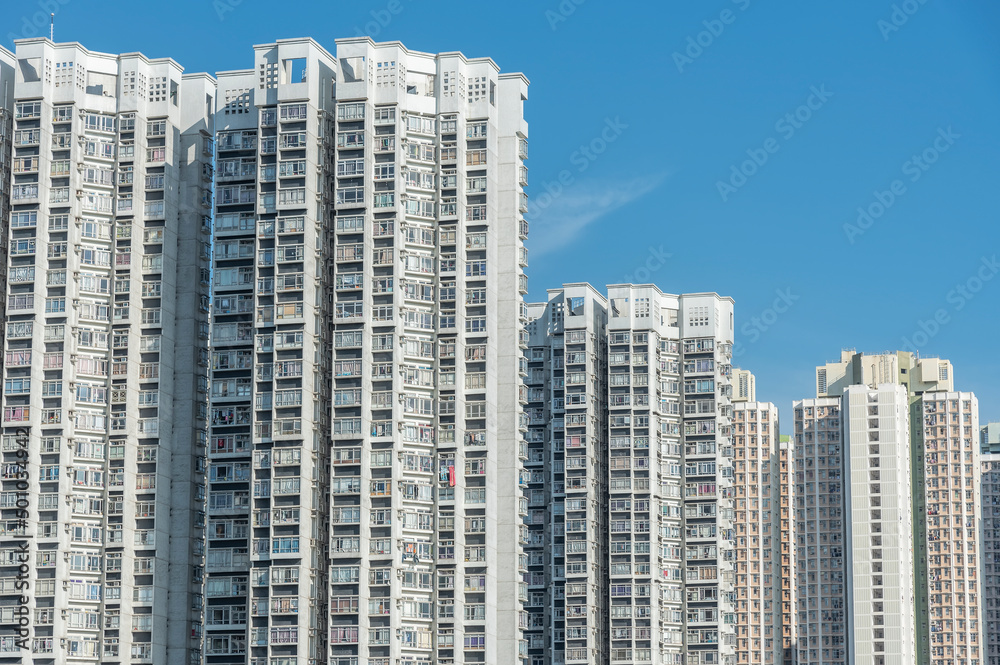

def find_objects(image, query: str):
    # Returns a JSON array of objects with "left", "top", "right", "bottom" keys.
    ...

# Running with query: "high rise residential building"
[
  {"left": 329, "top": 37, "right": 529, "bottom": 665},
  {"left": 606, "top": 285, "right": 736, "bottom": 665},
  {"left": 208, "top": 36, "right": 530, "bottom": 665},
  {"left": 792, "top": 396, "right": 845, "bottom": 664},
  {"left": 982, "top": 422, "right": 1000, "bottom": 454},
  {"left": 842, "top": 383, "right": 916, "bottom": 665},
  {"left": 731, "top": 399, "right": 788, "bottom": 665},
  {"left": 732, "top": 368, "right": 755, "bottom": 403},
  {"left": 209, "top": 38, "right": 337, "bottom": 665},
  {"left": 524, "top": 284, "right": 608, "bottom": 665},
  {"left": 1, "top": 38, "right": 214, "bottom": 664},
  {"left": 815, "top": 349, "right": 953, "bottom": 399},
  {"left": 796, "top": 350, "right": 984, "bottom": 665},
  {"left": 774, "top": 437, "right": 796, "bottom": 665},
  {"left": 5, "top": 31, "right": 994, "bottom": 665},
  {"left": 526, "top": 284, "right": 739, "bottom": 665},
  {"left": 0, "top": 46, "right": 14, "bottom": 372},
  {"left": 919, "top": 391, "right": 981, "bottom": 664},
  {"left": 982, "top": 452, "right": 1000, "bottom": 665}
]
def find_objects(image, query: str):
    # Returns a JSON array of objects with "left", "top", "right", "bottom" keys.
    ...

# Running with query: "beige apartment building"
[
  {"left": 795, "top": 350, "right": 984, "bottom": 665},
  {"left": 920, "top": 391, "right": 981, "bottom": 664},
  {"left": 731, "top": 400, "right": 789, "bottom": 665}
]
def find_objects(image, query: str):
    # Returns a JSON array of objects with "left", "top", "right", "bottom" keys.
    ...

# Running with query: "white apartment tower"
[
  {"left": 525, "top": 285, "right": 739, "bottom": 665},
  {"left": 208, "top": 38, "right": 337, "bottom": 665},
  {"left": 208, "top": 37, "right": 531, "bottom": 665},
  {"left": 524, "top": 285, "right": 609, "bottom": 665},
  {"left": 604, "top": 286, "right": 736, "bottom": 665},
  {"left": 1, "top": 39, "right": 214, "bottom": 664},
  {"left": 982, "top": 452, "right": 1000, "bottom": 665},
  {"left": 842, "top": 384, "right": 916, "bottom": 665},
  {"left": 328, "top": 37, "right": 529, "bottom": 665},
  {"left": 797, "top": 351, "right": 983, "bottom": 665},
  {"left": 0, "top": 47, "right": 13, "bottom": 360}
]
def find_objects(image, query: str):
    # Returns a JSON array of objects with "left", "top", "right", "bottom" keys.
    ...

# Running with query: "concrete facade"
[
  {"left": 208, "top": 38, "right": 336, "bottom": 665},
  {"left": 982, "top": 423, "right": 1000, "bottom": 455},
  {"left": 327, "top": 37, "right": 529, "bottom": 665},
  {"left": 525, "top": 284, "right": 608, "bottom": 665},
  {"left": 920, "top": 392, "right": 981, "bottom": 664},
  {"left": 0, "top": 46, "right": 13, "bottom": 386},
  {"left": 732, "top": 401, "right": 785, "bottom": 665},
  {"left": 982, "top": 452, "right": 1000, "bottom": 665},
  {"left": 797, "top": 350, "right": 983, "bottom": 665},
  {"left": 732, "top": 369, "right": 755, "bottom": 403},
  {"left": 843, "top": 384, "right": 915, "bottom": 665},
  {"left": 527, "top": 285, "right": 739, "bottom": 665},
  {"left": 793, "top": 396, "right": 846, "bottom": 664},
  {"left": 0, "top": 38, "right": 214, "bottom": 665},
  {"left": 208, "top": 37, "right": 531, "bottom": 665}
]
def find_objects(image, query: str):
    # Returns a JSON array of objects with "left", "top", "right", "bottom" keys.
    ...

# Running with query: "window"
[{"left": 337, "top": 102, "right": 365, "bottom": 121}]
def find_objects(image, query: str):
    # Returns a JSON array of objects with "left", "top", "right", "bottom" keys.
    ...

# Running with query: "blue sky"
[{"left": 7, "top": 0, "right": 1000, "bottom": 430}]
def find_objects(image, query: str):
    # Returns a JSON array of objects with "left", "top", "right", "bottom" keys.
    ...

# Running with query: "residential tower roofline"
[
  {"left": 336, "top": 35, "right": 504, "bottom": 70},
  {"left": 181, "top": 71, "right": 217, "bottom": 84},
  {"left": 546, "top": 281, "right": 608, "bottom": 302},
  {"left": 606, "top": 283, "right": 736, "bottom": 303},
  {"left": 826, "top": 348, "right": 946, "bottom": 363},
  {"left": 252, "top": 36, "right": 337, "bottom": 62},
  {"left": 13, "top": 38, "right": 194, "bottom": 73},
  {"left": 214, "top": 68, "right": 255, "bottom": 78}
]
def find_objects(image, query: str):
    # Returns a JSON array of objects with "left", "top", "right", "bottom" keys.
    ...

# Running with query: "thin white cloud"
[{"left": 528, "top": 173, "right": 670, "bottom": 257}]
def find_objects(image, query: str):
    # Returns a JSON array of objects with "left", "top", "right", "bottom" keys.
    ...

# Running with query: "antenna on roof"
[{"left": 50, "top": 14, "right": 54, "bottom": 41}]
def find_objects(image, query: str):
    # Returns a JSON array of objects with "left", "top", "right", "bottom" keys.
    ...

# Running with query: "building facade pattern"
[
  {"left": 326, "top": 37, "right": 530, "bottom": 665},
  {"left": 1, "top": 38, "right": 213, "bottom": 665},
  {"left": 843, "top": 384, "right": 915, "bottom": 665},
  {"left": 793, "top": 397, "right": 845, "bottom": 665},
  {"left": 920, "top": 392, "right": 981, "bottom": 665},
  {"left": 208, "top": 38, "right": 336, "bottom": 665},
  {"left": 208, "top": 37, "right": 531, "bottom": 665},
  {"left": 1, "top": 33, "right": 997, "bottom": 665},
  {"left": 798, "top": 351, "right": 984, "bottom": 665},
  {"left": 982, "top": 453, "right": 1000, "bottom": 665},
  {"left": 525, "top": 285, "right": 608, "bottom": 665},
  {"left": 731, "top": 402, "right": 785, "bottom": 665}
]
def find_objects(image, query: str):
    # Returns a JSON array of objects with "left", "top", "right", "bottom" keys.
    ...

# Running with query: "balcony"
[
  {"left": 14, "top": 130, "right": 40, "bottom": 146},
  {"left": 2, "top": 407, "right": 29, "bottom": 424},
  {"left": 11, "top": 185, "right": 39, "bottom": 202}
]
